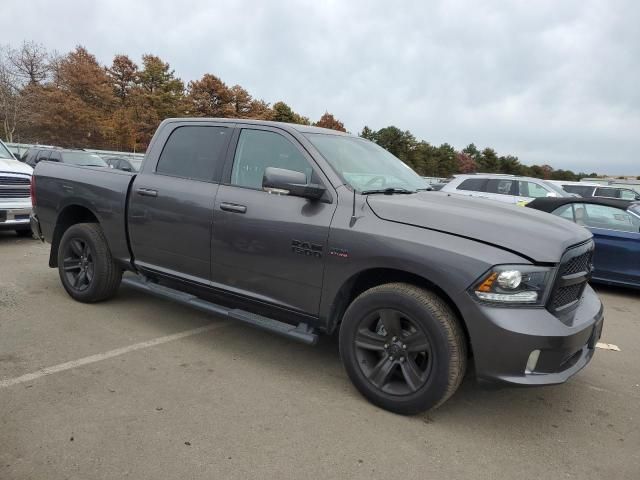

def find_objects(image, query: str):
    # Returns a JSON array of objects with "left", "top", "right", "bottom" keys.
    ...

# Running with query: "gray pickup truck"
[{"left": 30, "top": 118, "right": 604, "bottom": 414}]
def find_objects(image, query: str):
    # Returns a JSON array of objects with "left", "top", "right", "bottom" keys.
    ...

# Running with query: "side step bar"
[{"left": 121, "top": 275, "right": 319, "bottom": 345}]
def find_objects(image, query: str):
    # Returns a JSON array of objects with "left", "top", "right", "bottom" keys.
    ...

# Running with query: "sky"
[{"left": 2, "top": 0, "right": 639, "bottom": 174}]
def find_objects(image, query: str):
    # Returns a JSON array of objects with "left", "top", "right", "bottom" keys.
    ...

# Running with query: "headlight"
[{"left": 470, "top": 265, "right": 553, "bottom": 306}]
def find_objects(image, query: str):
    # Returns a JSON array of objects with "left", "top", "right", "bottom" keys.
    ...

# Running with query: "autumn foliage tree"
[
  {"left": 314, "top": 112, "right": 346, "bottom": 132},
  {"left": 186, "top": 73, "right": 234, "bottom": 117},
  {"left": 1, "top": 41, "right": 597, "bottom": 179}
]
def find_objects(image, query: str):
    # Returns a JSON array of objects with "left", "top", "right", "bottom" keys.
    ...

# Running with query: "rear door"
[
  {"left": 485, "top": 178, "right": 517, "bottom": 204},
  {"left": 211, "top": 125, "right": 336, "bottom": 315},
  {"left": 128, "top": 122, "right": 233, "bottom": 283}
]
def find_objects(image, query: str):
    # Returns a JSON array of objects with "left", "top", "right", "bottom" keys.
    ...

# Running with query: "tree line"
[{"left": 1, "top": 41, "right": 596, "bottom": 180}]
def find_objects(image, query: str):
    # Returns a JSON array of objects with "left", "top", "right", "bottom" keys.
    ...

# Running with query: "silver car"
[{"left": 440, "top": 174, "right": 571, "bottom": 205}]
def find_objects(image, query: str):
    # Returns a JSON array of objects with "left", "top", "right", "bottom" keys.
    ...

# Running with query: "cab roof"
[{"left": 163, "top": 118, "right": 351, "bottom": 136}]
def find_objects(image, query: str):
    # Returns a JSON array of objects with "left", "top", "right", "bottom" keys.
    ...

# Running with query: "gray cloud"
[{"left": 3, "top": 0, "right": 639, "bottom": 174}]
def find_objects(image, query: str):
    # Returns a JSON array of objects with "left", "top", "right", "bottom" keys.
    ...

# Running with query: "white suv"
[
  {"left": 440, "top": 174, "right": 571, "bottom": 205},
  {"left": 0, "top": 139, "right": 33, "bottom": 236}
]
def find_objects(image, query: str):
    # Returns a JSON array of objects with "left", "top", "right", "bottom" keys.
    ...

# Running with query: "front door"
[
  {"left": 128, "top": 124, "right": 232, "bottom": 283},
  {"left": 212, "top": 126, "right": 336, "bottom": 315}
]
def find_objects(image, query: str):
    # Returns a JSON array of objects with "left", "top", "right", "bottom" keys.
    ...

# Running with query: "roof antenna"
[{"left": 350, "top": 186, "right": 357, "bottom": 227}]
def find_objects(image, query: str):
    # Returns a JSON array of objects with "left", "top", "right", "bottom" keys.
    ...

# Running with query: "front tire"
[
  {"left": 57, "top": 223, "right": 122, "bottom": 302},
  {"left": 339, "top": 283, "right": 467, "bottom": 415}
]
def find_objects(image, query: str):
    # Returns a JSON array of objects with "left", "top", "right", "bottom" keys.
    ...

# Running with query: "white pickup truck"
[{"left": 0, "top": 139, "right": 33, "bottom": 236}]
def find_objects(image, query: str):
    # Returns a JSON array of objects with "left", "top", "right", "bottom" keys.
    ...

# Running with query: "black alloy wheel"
[
  {"left": 62, "top": 238, "right": 95, "bottom": 292},
  {"left": 339, "top": 283, "right": 467, "bottom": 414},
  {"left": 354, "top": 308, "right": 433, "bottom": 395}
]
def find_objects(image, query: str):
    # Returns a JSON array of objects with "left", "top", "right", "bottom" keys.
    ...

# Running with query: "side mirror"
[
  {"left": 121, "top": 166, "right": 132, "bottom": 172},
  {"left": 262, "top": 167, "right": 325, "bottom": 200}
]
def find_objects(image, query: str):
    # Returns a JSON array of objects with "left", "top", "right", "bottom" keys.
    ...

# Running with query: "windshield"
[
  {"left": 129, "top": 157, "right": 143, "bottom": 171},
  {"left": 0, "top": 141, "right": 14, "bottom": 159},
  {"left": 62, "top": 152, "right": 108, "bottom": 167},
  {"left": 305, "top": 133, "right": 427, "bottom": 192},
  {"left": 542, "top": 181, "right": 572, "bottom": 197}
]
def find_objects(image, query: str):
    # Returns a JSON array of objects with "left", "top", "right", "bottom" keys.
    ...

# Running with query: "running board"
[{"left": 121, "top": 276, "right": 319, "bottom": 345}]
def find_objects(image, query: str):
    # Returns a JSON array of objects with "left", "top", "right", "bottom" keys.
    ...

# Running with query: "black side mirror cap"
[{"left": 262, "top": 167, "right": 326, "bottom": 200}]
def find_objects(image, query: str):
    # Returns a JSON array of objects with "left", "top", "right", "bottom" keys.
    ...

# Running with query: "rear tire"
[
  {"left": 339, "top": 283, "right": 467, "bottom": 415},
  {"left": 57, "top": 223, "right": 122, "bottom": 303}
]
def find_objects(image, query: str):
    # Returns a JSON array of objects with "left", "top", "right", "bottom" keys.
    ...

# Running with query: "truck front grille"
[
  {"left": 548, "top": 241, "right": 594, "bottom": 314},
  {"left": 0, "top": 176, "right": 30, "bottom": 186},
  {"left": 0, "top": 187, "right": 30, "bottom": 198}
]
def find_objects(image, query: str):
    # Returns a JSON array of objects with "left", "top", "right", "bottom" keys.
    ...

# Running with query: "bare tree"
[
  {"left": 9, "top": 41, "right": 50, "bottom": 85},
  {"left": 0, "top": 46, "right": 22, "bottom": 142}
]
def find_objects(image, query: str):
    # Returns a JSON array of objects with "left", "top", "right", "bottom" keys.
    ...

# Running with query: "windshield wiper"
[{"left": 361, "top": 187, "right": 416, "bottom": 195}]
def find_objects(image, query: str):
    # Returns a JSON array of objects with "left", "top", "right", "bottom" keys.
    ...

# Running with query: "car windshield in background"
[
  {"left": 305, "top": 133, "right": 426, "bottom": 193},
  {"left": 544, "top": 181, "right": 572, "bottom": 197},
  {"left": 129, "top": 158, "right": 143, "bottom": 171},
  {"left": 63, "top": 152, "right": 108, "bottom": 167},
  {"left": 0, "top": 142, "right": 14, "bottom": 159}
]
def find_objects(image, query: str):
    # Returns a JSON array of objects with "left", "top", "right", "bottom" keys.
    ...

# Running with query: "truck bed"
[{"left": 33, "top": 161, "right": 136, "bottom": 267}]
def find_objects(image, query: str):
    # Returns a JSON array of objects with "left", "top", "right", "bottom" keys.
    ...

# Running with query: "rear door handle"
[
  {"left": 220, "top": 202, "right": 247, "bottom": 214},
  {"left": 136, "top": 187, "right": 158, "bottom": 197}
]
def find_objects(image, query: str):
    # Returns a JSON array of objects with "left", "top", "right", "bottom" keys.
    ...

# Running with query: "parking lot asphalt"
[{"left": 1, "top": 232, "right": 639, "bottom": 480}]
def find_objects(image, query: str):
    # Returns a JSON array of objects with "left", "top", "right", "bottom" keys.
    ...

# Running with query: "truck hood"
[
  {"left": 0, "top": 158, "right": 33, "bottom": 176},
  {"left": 366, "top": 192, "right": 592, "bottom": 263}
]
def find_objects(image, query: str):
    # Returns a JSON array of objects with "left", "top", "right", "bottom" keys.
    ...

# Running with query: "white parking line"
[{"left": 0, "top": 322, "right": 229, "bottom": 389}]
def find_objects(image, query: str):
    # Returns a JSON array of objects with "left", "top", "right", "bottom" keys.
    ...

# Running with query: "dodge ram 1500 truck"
[
  {"left": 30, "top": 119, "right": 604, "bottom": 414},
  {"left": 1, "top": 138, "right": 33, "bottom": 236}
]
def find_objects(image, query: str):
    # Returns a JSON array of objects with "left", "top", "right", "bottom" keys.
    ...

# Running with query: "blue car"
[{"left": 527, "top": 197, "right": 640, "bottom": 288}]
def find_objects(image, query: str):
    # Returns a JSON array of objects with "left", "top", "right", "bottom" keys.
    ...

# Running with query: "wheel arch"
[
  {"left": 326, "top": 267, "right": 472, "bottom": 356},
  {"left": 49, "top": 204, "right": 100, "bottom": 267}
]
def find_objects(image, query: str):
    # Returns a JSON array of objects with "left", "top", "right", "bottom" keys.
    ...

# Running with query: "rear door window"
[
  {"left": 486, "top": 179, "right": 515, "bottom": 195},
  {"left": 36, "top": 150, "right": 52, "bottom": 163},
  {"left": 594, "top": 187, "right": 619, "bottom": 199},
  {"left": 457, "top": 178, "right": 488, "bottom": 192},
  {"left": 156, "top": 126, "right": 231, "bottom": 182}
]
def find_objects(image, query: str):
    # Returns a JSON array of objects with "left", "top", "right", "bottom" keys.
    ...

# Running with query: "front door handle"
[
  {"left": 220, "top": 202, "right": 247, "bottom": 214},
  {"left": 136, "top": 187, "right": 158, "bottom": 197}
]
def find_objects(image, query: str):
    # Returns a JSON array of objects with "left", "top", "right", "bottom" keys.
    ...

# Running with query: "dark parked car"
[
  {"left": 24, "top": 147, "right": 107, "bottom": 168},
  {"left": 104, "top": 156, "right": 143, "bottom": 172},
  {"left": 527, "top": 197, "right": 640, "bottom": 288},
  {"left": 30, "top": 118, "right": 604, "bottom": 414}
]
